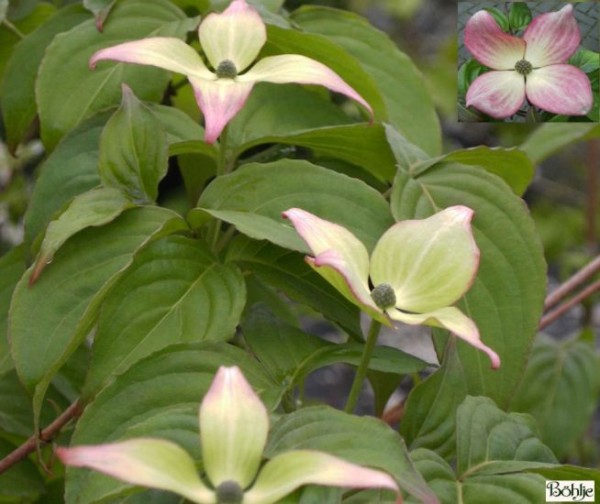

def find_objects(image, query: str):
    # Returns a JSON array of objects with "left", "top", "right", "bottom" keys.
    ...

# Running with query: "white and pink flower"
[
  {"left": 57, "top": 366, "right": 399, "bottom": 503},
  {"left": 464, "top": 5, "right": 592, "bottom": 118},
  {"left": 89, "top": 0, "right": 372, "bottom": 144},
  {"left": 283, "top": 206, "right": 501, "bottom": 369}
]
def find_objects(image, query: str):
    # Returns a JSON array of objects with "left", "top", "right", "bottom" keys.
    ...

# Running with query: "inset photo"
[{"left": 458, "top": 2, "right": 599, "bottom": 122}]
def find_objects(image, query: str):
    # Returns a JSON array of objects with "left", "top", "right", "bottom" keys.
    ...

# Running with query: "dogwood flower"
[
  {"left": 89, "top": 0, "right": 372, "bottom": 144},
  {"left": 464, "top": 4, "right": 592, "bottom": 118},
  {"left": 57, "top": 366, "right": 399, "bottom": 504},
  {"left": 283, "top": 206, "right": 500, "bottom": 369}
]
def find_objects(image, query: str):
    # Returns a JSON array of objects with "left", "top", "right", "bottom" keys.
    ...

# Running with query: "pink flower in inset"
[
  {"left": 464, "top": 5, "right": 592, "bottom": 118},
  {"left": 57, "top": 366, "right": 399, "bottom": 503},
  {"left": 89, "top": 0, "right": 372, "bottom": 144}
]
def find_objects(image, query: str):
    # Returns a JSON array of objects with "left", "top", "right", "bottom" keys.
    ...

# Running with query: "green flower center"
[
  {"left": 371, "top": 283, "right": 396, "bottom": 310},
  {"left": 216, "top": 59, "right": 238, "bottom": 79},
  {"left": 514, "top": 59, "right": 532, "bottom": 75},
  {"left": 216, "top": 480, "right": 243, "bottom": 504}
]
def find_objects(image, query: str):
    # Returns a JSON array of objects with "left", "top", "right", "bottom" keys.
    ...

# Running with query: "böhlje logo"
[{"left": 545, "top": 480, "right": 595, "bottom": 502}]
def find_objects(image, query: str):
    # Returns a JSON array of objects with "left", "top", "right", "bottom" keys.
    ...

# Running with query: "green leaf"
[
  {"left": 83, "top": 235, "right": 246, "bottom": 397},
  {"left": 392, "top": 162, "right": 546, "bottom": 452},
  {"left": 194, "top": 159, "right": 394, "bottom": 252},
  {"left": 98, "top": 86, "right": 168, "bottom": 203},
  {"left": 227, "top": 82, "right": 351, "bottom": 147},
  {"left": 520, "top": 124, "right": 600, "bottom": 164},
  {"left": 457, "top": 59, "right": 488, "bottom": 97},
  {"left": 508, "top": 3, "right": 532, "bottom": 31},
  {"left": 405, "top": 396, "right": 558, "bottom": 503},
  {"left": 569, "top": 48, "right": 600, "bottom": 74},
  {"left": 290, "top": 6, "right": 441, "bottom": 155},
  {"left": 239, "top": 123, "right": 397, "bottom": 182},
  {"left": 265, "top": 406, "right": 437, "bottom": 504},
  {"left": 0, "top": 247, "right": 25, "bottom": 374},
  {"left": 1, "top": 2, "right": 72, "bottom": 150},
  {"left": 484, "top": 7, "right": 509, "bottom": 32},
  {"left": 456, "top": 396, "right": 556, "bottom": 473},
  {"left": 400, "top": 342, "right": 467, "bottom": 456},
  {"left": 9, "top": 207, "right": 187, "bottom": 422},
  {"left": 24, "top": 105, "right": 209, "bottom": 249},
  {"left": 393, "top": 161, "right": 546, "bottom": 399},
  {"left": 264, "top": 24, "right": 385, "bottom": 122},
  {"left": 228, "top": 237, "right": 362, "bottom": 338},
  {"left": 83, "top": 0, "right": 116, "bottom": 30},
  {"left": 510, "top": 335, "right": 600, "bottom": 458},
  {"left": 440, "top": 147, "right": 533, "bottom": 196},
  {"left": 65, "top": 342, "right": 278, "bottom": 504},
  {"left": 36, "top": 0, "right": 197, "bottom": 150},
  {"left": 385, "top": 124, "right": 534, "bottom": 195},
  {"left": 31, "top": 187, "right": 134, "bottom": 283}
]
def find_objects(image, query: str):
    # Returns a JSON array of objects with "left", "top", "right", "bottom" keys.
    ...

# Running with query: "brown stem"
[
  {"left": 586, "top": 140, "right": 599, "bottom": 252},
  {"left": 0, "top": 401, "right": 82, "bottom": 475},
  {"left": 544, "top": 255, "right": 600, "bottom": 310},
  {"left": 540, "top": 279, "right": 600, "bottom": 330}
]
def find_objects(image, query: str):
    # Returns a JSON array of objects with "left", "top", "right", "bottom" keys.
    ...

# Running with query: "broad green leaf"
[
  {"left": 400, "top": 342, "right": 467, "bottom": 457},
  {"left": 0, "top": 0, "right": 72, "bottom": 152},
  {"left": 264, "top": 24, "right": 385, "bottom": 122},
  {"left": 520, "top": 124, "right": 600, "bottom": 164},
  {"left": 569, "top": 48, "right": 600, "bottom": 74},
  {"left": 510, "top": 335, "right": 600, "bottom": 458},
  {"left": 36, "top": 0, "right": 197, "bottom": 149},
  {"left": 484, "top": 7, "right": 509, "bottom": 32},
  {"left": 9, "top": 207, "right": 187, "bottom": 421},
  {"left": 0, "top": 1, "right": 57, "bottom": 88},
  {"left": 236, "top": 123, "right": 397, "bottom": 183},
  {"left": 508, "top": 3, "right": 532, "bottom": 31},
  {"left": 405, "top": 396, "right": 557, "bottom": 503},
  {"left": 227, "top": 82, "right": 351, "bottom": 148},
  {"left": 265, "top": 406, "right": 437, "bottom": 504},
  {"left": 194, "top": 159, "right": 393, "bottom": 252},
  {"left": 525, "top": 466, "right": 600, "bottom": 490},
  {"left": 0, "top": 438, "right": 45, "bottom": 500},
  {"left": 24, "top": 105, "right": 209, "bottom": 249},
  {"left": 290, "top": 7, "right": 441, "bottom": 155},
  {"left": 24, "top": 112, "right": 109, "bottom": 249},
  {"left": 32, "top": 187, "right": 134, "bottom": 283},
  {"left": 66, "top": 342, "right": 278, "bottom": 504},
  {"left": 0, "top": 246, "right": 25, "bottom": 374},
  {"left": 385, "top": 127, "right": 534, "bottom": 195},
  {"left": 83, "top": 0, "right": 116, "bottom": 30},
  {"left": 456, "top": 396, "right": 556, "bottom": 474},
  {"left": 83, "top": 235, "right": 245, "bottom": 397},
  {"left": 392, "top": 162, "right": 546, "bottom": 452},
  {"left": 392, "top": 161, "right": 546, "bottom": 399},
  {"left": 98, "top": 86, "right": 168, "bottom": 203},
  {"left": 227, "top": 237, "right": 362, "bottom": 338},
  {"left": 457, "top": 59, "right": 488, "bottom": 97},
  {"left": 241, "top": 306, "right": 428, "bottom": 389}
]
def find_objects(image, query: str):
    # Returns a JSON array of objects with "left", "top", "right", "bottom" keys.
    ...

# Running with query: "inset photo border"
[{"left": 457, "top": 2, "right": 599, "bottom": 122}]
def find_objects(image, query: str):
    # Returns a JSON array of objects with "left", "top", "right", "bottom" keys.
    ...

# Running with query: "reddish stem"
[{"left": 0, "top": 401, "right": 82, "bottom": 475}]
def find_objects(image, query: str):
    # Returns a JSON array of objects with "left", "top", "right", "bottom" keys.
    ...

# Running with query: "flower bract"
[
  {"left": 464, "top": 5, "right": 592, "bottom": 118},
  {"left": 57, "top": 366, "right": 399, "bottom": 503},
  {"left": 283, "top": 206, "right": 501, "bottom": 369},
  {"left": 89, "top": 0, "right": 373, "bottom": 143}
]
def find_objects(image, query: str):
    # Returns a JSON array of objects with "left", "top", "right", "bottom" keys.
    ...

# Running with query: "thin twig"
[
  {"left": 544, "top": 255, "right": 600, "bottom": 310},
  {"left": 0, "top": 401, "right": 82, "bottom": 475},
  {"left": 586, "top": 140, "right": 599, "bottom": 252},
  {"left": 540, "top": 279, "right": 600, "bottom": 330}
]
